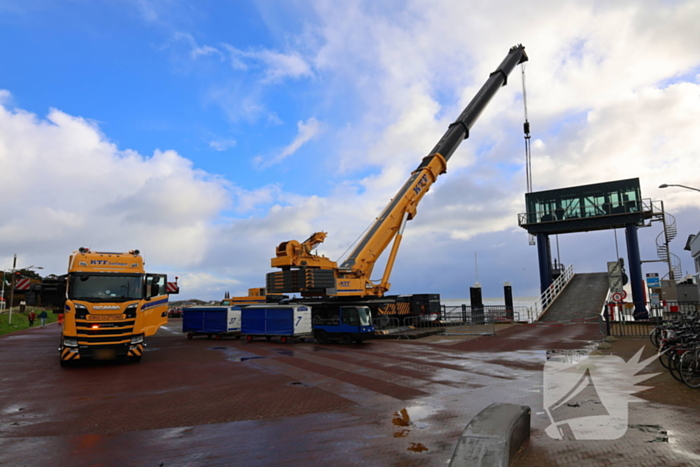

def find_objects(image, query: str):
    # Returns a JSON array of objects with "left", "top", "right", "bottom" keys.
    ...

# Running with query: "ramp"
[{"left": 539, "top": 273, "right": 608, "bottom": 322}]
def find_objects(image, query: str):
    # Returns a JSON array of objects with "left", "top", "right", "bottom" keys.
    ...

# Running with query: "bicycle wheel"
[
  {"left": 669, "top": 350, "right": 687, "bottom": 383},
  {"left": 649, "top": 328, "right": 662, "bottom": 348},
  {"left": 658, "top": 345, "right": 672, "bottom": 369},
  {"left": 680, "top": 351, "right": 700, "bottom": 389}
]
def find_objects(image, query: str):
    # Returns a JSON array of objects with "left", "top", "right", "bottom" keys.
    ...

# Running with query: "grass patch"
[{"left": 0, "top": 309, "right": 57, "bottom": 336}]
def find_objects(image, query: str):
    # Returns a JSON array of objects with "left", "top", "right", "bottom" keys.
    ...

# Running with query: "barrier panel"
[
  {"left": 372, "top": 316, "right": 400, "bottom": 330},
  {"left": 601, "top": 300, "right": 699, "bottom": 337}
]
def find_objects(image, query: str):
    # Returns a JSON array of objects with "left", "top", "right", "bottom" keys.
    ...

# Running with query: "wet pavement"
[{"left": 1, "top": 320, "right": 698, "bottom": 466}]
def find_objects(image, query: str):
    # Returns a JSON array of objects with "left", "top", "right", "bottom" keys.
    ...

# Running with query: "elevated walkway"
[{"left": 539, "top": 273, "right": 608, "bottom": 322}]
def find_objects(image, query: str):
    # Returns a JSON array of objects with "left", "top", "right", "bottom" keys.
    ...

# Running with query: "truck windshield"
[
  {"left": 69, "top": 274, "right": 143, "bottom": 302},
  {"left": 341, "top": 307, "right": 372, "bottom": 326},
  {"left": 357, "top": 307, "right": 372, "bottom": 326}
]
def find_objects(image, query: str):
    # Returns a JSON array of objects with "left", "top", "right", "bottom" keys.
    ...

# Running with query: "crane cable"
[
  {"left": 521, "top": 63, "right": 536, "bottom": 246},
  {"left": 522, "top": 63, "right": 532, "bottom": 194}
]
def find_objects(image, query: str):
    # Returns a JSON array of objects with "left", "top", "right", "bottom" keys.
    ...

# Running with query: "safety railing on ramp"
[{"left": 526, "top": 264, "right": 574, "bottom": 322}]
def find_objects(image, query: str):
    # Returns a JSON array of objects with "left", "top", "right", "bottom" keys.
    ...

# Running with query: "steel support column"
[
  {"left": 537, "top": 233, "right": 551, "bottom": 294},
  {"left": 625, "top": 223, "right": 648, "bottom": 319}
]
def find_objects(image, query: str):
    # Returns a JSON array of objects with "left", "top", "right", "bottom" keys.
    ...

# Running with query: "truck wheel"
[
  {"left": 280, "top": 336, "right": 288, "bottom": 344},
  {"left": 187, "top": 333, "right": 193, "bottom": 340},
  {"left": 341, "top": 333, "right": 352, "bottom": 345},
  {"left": 207, "top": 334, "right": 212, "bottom": 339},
  {"left": 129, "top": 356, "right": 142, "bottom": 363},
  {"left": 266, "top": 336, "right": 272, "bottom": 341},
  {"left": 314, "top": 330, "right": 328, "bottom": 345}
]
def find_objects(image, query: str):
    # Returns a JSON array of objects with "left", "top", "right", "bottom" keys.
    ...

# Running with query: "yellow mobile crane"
[{"left": 266, "top": 45, "right": 528, "bottom": 300}]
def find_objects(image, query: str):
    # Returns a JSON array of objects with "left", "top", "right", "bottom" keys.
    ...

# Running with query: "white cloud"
[
  {"left": 0, "top": 89, "right": 11, "bottom": 105},
  {"left": 171, "top": 32, "right": 224, "bottom": 60},
  {"left": 208, "top": 138, "right": 237, "bottom": 151},
  {"left": 223, "top": 44, "right": 314, "bottom": 83},
  {"left": 254, "top": 117, "right": 322, "bottom": 168},
  {"left": 0, "top": 104, "right": 230, "bottom": 276}
]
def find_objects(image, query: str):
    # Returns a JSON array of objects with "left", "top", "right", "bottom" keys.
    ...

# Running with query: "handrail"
[{"left": 526, "top": 264, "right": 574, "bottom": 322}]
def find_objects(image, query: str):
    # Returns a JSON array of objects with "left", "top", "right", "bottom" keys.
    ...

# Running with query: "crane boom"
[{"left": 267, "top": 45, "right": 528, "bottom": 298}]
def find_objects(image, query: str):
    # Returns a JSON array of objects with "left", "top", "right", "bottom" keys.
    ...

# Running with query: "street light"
[
  {"left": 659, "top": 183, "right": 700, "bottom": 193},
  {"left": 6, "top": 256, "right": 43, "bottom": 325}
]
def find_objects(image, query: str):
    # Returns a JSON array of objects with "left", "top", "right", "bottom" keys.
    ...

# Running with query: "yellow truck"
[{"left": 59, "top": 248, "right": 178, "bottom": 366}]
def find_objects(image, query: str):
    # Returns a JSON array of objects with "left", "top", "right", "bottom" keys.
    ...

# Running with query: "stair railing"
[{"left": 526, "top": 264, "right": 575, "bottom": 322}]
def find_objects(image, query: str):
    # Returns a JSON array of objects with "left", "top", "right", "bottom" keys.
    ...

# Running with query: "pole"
[{"left": 8, "top": 254, "right": 16, "bottom": 325}]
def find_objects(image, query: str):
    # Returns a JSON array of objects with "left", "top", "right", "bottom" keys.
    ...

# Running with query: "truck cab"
[
  {"left": 59, "top": 248, "right": 177, "bottom": 366},
  {"left": 311, "top": 304, "right": 374, "bottom": 344}
]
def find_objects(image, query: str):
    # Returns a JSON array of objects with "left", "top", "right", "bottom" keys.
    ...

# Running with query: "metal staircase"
[{"left": 656, "top": 210, "right": 682, "bottom": 280}]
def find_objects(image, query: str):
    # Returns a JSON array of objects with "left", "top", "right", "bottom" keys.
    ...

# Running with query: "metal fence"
[
  {"left": 600, "top": 300, "right": 700, "bottom": 337},
  {"left": 440, "top": 305, "right": 525, "bottom": 324},
  {"left": 371, "top": 304, "right": 528, "bottom": 336}
]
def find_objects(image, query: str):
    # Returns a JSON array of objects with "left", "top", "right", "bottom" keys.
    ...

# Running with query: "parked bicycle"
[{"left": 650, "top": 314, "right": 700, "bottom": 388}]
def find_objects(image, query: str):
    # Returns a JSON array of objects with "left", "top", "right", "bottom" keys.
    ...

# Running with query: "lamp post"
[
  {"left": 7, "top": 255, "right": 43, "bottom": 325},
  {"left": 659, "top": 183, "right": 700, "bottom": 193}
]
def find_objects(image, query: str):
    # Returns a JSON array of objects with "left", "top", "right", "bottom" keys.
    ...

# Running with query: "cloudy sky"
[{"left": 1, "top": 0, "right": 699, "bottom": 301}]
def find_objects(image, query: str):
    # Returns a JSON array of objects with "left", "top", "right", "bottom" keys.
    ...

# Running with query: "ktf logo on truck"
[
  {"left": 413, "top": 174, "right": 429, "bottom": 195},
  {"left": 339, "top": 281, "right": 351, "bottom": 288},
  {"left": 90, "top": 260, "right": 128, "bottom": 266}
]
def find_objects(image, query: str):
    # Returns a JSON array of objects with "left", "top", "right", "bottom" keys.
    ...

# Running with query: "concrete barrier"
[{"left": 449, "top": 402, "right": 531, "bottom": 467}]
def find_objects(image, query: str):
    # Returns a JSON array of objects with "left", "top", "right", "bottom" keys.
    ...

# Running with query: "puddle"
[
  {"left": 287, "top": 381, "right": 309, "bottom": 387},
  {"left": 209, "top": 347, "right": 266, "bottom": 362},
  {"left": 273, "top": 349, "right": 295, "bottom": 357}
]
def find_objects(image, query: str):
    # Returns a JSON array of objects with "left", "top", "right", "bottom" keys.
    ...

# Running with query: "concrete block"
[{"left": 449, "top": 402, "right": 531, "bottom": 467}]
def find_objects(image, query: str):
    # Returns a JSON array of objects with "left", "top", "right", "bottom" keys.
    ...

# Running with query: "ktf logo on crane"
[{"left": 413, "top": 174, "right": 429, "bottom": 195}]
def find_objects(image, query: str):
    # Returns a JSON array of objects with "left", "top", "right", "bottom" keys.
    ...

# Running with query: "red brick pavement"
[{"left": 511, "top": 338, "right": 700, "bottom": 467}]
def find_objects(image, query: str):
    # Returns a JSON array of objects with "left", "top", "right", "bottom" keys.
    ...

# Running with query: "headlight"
[
  {"left": 74, "top": 303, "right": 88, "bottom": 319},
  {"left": 130, "top": 334, "right": 144, "bottom": 344},
  {"left": 63, "top": 338, "right": 78, "bottom": 347},
  {"left": 125, "top": 304, "right": 138, "bottom": 319}
]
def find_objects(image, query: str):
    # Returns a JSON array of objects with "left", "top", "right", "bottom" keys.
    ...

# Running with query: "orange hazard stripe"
[{"left": 61, "top": 348, "right": 80, "bottom": 360}]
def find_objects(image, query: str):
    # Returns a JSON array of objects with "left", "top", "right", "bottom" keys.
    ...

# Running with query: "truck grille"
[{"left": 76, "top": 319, "right": 135, "bottom": 344}]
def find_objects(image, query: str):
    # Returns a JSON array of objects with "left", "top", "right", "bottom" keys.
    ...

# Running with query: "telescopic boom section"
[{"left": 267, "top": 45, "right": 528, "bottom": 298}]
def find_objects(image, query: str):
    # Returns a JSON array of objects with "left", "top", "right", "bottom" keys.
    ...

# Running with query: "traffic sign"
[
  {"left": 611, "top": 290, "right": 627, "bottom": 302},
  {"left": 646, "top": 273, "right": 661, "bottom": 288},
  {"left": 15, "top": 278, "right": 30, "bottom": 290},
  {"left": 607, "top": 261, "right": 622, "bottom": 275},
  {"left": 607, "top": 261, "right": 624, "bottom": 292}
]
